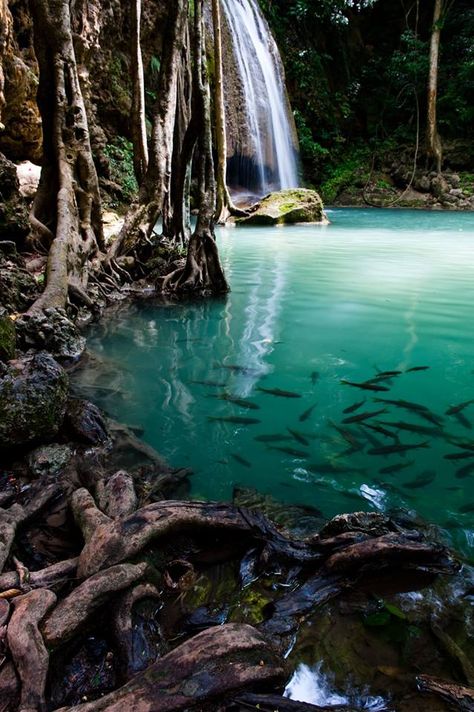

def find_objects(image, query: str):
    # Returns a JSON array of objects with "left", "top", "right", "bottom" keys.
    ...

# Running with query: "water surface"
[{"left": 76, "top": 209, "right": 474, "bottom": 559}]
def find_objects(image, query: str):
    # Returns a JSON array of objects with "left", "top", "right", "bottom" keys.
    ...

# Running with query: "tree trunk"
[
  {"left": 130, "top": 0, "right": 148, "bottom": 184},
  {"left": 28, "top": 0, "right": 104, "bottom": 312},
  {"left": 163, "top": 0, "right": 228, "bottom": 295},
  {"left": 109, "top": 0, "right": 187, "bottom": 259},
  {"left": 0, "top": 0, "right": 12, "bottom": 128},
  {"left": 427, "top": 0, "right": 443, "bottom": 173},
  {"left": 212, "top": 0, "right": 247, "bottom": 223}
]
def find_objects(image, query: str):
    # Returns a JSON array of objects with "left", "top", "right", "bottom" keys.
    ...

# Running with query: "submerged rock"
[
  {"left": 63, "top": 398, "right": 109, "bottom": 446},
  {"left": 237, "top": 188, "right": 327, "bottom": 226},
  {"left": 0, "top": 351, "right": 69, "bottom": 448}
]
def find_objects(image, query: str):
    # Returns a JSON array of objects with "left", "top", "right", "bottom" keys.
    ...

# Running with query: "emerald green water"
[{"left": 76, "top": 209, "right": 474, "bottom": 559}]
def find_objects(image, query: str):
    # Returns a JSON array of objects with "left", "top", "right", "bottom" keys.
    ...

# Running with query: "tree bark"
[
  {"left": 28, "top": 0, "right": 104, "bottom": 312},
  {"left": 211, "top": 0, "right": 247, "bottom": 224},
  {"left": 163, "top": 0, "right": 228, "bottom": 295},
  {"left": 130, "top": 0, "right": 148, "bottom": 184},
  {"left": 110, "top": 0, "right": 188, "bottom": 259},
  {"left": 0, "top": 0, "right": 12, "bottom": 129},
  {"left": 427, "top": 0, "right": 443, "bottom": 173}
]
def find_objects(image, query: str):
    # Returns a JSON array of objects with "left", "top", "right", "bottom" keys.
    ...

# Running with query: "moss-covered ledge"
[{"left": 237, "top": 188, "right": 328, "bottom": 226}]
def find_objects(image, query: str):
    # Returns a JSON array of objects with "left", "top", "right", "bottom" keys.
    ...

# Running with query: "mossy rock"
[
  {"left": 237, "top": 188, "right": 327, "bottom": 226},
  {"left": 0, "top": 351, "right": 69, "bottom": 448},
  {"left": 0, "top": 309, "right": 16, "bottom": 362}
]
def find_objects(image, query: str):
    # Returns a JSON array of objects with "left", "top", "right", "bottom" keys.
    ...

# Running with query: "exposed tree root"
[
  {"left": 42, "top": 562, "right": 149, "bottom": 647},
  {"left": 0, "top": 558, "right": 78, "bottom": 593},
  {"left": 417, "top": 675, "right": 474, "bottom": 711},
  {"left": 234, "top": 693, "right": 366, "bottom": 711},
  {"left": 54, "top": 624, "right": 284, "bottom": 712},
  {"left": 7, "top": 589, "right": 57, "bottom": 710},
  {"left": 96, "top": 470, "right": 137, "bottom": 520}
]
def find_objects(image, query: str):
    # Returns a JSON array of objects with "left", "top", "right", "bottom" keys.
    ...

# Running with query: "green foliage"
[
  {"left": 319, "top": 146, "right": 369, "bottom": 203},
  {"left": 103, "top": 137, "right": 138, "bottom": 202},
  {"left": 363, "top": 598, "right": 421, "bottom": 648}
]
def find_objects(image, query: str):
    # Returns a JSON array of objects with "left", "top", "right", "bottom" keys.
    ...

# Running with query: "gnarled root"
[
  {"left": 7, "top": 589, "right": 57, "bottom": 711},
  {"left": 42, "top": 562, "right": 149, "bottom": 647},
  {"left": 417, "top": 675, "right": 474, "bottom": 711},
  {"left": 54, "top": 624, "right": 284, "bottom": 712},
  {"left": 96, "top": 470, "right": 137, "bottom": 520}
]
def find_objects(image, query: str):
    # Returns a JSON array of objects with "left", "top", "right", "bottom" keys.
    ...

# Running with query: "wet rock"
[
  {"left": 0, "top": 306, "right": 16, "bottom": 361},
  {"left": 0, "top": 351, "right": 69, "bottom": 448},
  {"left": 431, "top": 175, "right": 450, "bottom": 199},
  {"left": 16, "top": 307, "right": 86, "bottom": 360},
  {"left": 416, "top": 175, "right": 431, "bottom": 193},
  {"left": 27, "top": 444, "right": 73, "bottom": 478},
  {"left": 238, "top": 188, "right": 327, "bottom": 226},
  {"left": 0, "top": 245, "right": 38, "bottom": 313},
  {"left": 63, "top": 398, "right": 109, "bottom": 445},
  {"left": 319, "top": 512, "right": 396, "bottom": 539},
  {"left": 0, "top": 152, "right": 29, "bottom": 244}
]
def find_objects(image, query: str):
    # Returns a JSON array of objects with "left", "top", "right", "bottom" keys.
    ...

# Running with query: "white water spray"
[{"left": 221, "top": 0, "right": 299, "bottom": 195}]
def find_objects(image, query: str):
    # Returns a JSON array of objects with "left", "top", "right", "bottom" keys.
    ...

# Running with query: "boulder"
[
  {"left": 237, "top": 188, "right": 327, "bottom": 226},
  {"left": 0, "top": 351, "right": 69, "bottom": 448},
  {"left": 16, "top": 160, "right": 41, "bottom": 199},
  {"left": 0, "top": 152, "right": 29, "bottom": 244},
  {"left": 63, "top": 398, "right": 109, "bottom": 445},
  {"left": 16, "top": 307, "right": 86, "bottom": 360},
  {"left": 27, "top": 444, "right": 73, "bottom": 478}
]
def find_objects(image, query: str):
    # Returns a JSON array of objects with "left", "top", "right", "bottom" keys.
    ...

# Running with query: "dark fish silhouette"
[
  {"left": 444, "top": 452, "right": 474, "bottom": 460},
  {"left": 299, "top": 403, "right": 317, "bottom": 422},
  {"left": 403, "top": 470, "right": 436, "bottom": 489},
  {"left": 446, "top": 399, "right": 474, "bottom": 416},
  {"left": 361, "top": 422, "right": 399, "bottom": 440},
  {"left": 269, "top": 445, "right": 308, "bottom": 458},
  {"left": 231, "top": 453, "right": 251, "bottom": 468},
  {"left": 208, "top": 416, "right": 261, "bottom": 425},
  {"left": 329, "top": 420, "right": 361, "bottom": 448},
  {"left": 287, "top": 427, "right": 309, "bottom": 446},
  {"left": 459, "top": 502, "right": 474, "bottom": 513},
  {"left": 379, "top": 460, "right": 415, "bottom": 475},
  {"left": 215, "top": 363, "right": 261, "bottom": 376},
  {"left": 307, "top": 462, "right": 364, "bottom": 475},
  {"left": 254, "top": 434, "right": 293, "bottom": 443},
  {"left": 368, "top": 441, "right": 430, "bottom": 456},
  {"left": 342, "top": 408, "right": 387, "bottom": 425},
  {"left": 405, "top": 366, "right": 430, "bottom": 372},
  {"left": 341, "top": 379, "right": 389, "bottom": 392},
  {"left": 454, "top": 412, "right": 472, "bottom": 430},
  {"left": 212, "top": 393, "right": 260, "bottom": 410},
  {"left": 376, "top": 420, "right": 442, "bottom": 437},
  {"left": 311, "top": 371, "right": 320, "bottom": 385},
  {"left": 416, "top": 410, "right": 444, "bottom": 426},
  {"left": 343, "top": 399, "right": 366, "bottom": 414},
  {"left": 376, "top": 370, "right": 403, "bottom": 377},
  {"left": 455, "top": 462, "right": 474, "bottom": 479},
  {"left": 257, "top": 386, "right": 301, "bottom": 398},
  {"left": 190, "top": 380, "right": 227, "bottom": 387},
  {"left": 374, "top": 397, "right": 430, "bottom": 413}
]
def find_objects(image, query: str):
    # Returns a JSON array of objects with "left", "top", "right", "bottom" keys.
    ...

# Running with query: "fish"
[
  {"left": 360, "top": 422, "right": 399, "bottom": 441},
  {"left": 454, "top": 412, "right": 472, "bottom": 430},
  {"left": 190, "top": 380, "right": 227, "bottom": 388},
  {"left": 257, "top": 386, "right": 302, "bottom": 398},
  {"left": 405, "top": 366, "right": 430, "bottom": 372},
  {"left": 299, "top": 403, "right": 317, "bottom": 422},
  {"left": 211, "top": 394, "right": 260, "bottom": 410},
  {"left": 287, "top": 427, "right": 309, "bottom": 446},
  {"left": 231, "top": 453, "right": 251, "bottom": 468},
  {"left": 216, "top": 459, "right": 229, "bottom": 465},
  {"left": 329, "top": 420, "right": 361, "bottom": 448},
  {"left": 341, "top": 379, "right": 390, "bottom": 392},
  {"left": 368, "top": 441, "right": 430, "bottom": 456},
  {"left": 357, "top": 426, "right": 383, "bottom": 448},
  {"left": 269, "top": 445, "right": 308, "bottom": 458},
  {"left": 416, "top": 410, "right": 444, "bottom": 426},
  {"left": 343, "top": 399, "right": 366, "bottom": 414},
  {"left": 379, "top": 460, "right": 415, "bottom": 475},
  {"left": 446, "top": 399, "right": 474, "bottom": 416},
  {"left": 447, "top": 439, "right": 474, "bottom": 452},
  {"left": 342, "top": 408, "right": 387, "bottom": 425},
  {"left": 459, "top": 502, "right": 474, "bottom": 514},
  {"left": 376, "top": 370, "right": 403, "bottom": 377},
  {"left": 444, "top": 452, "right": 474, "bottom": 460},
  {"left": 455, "top": 462, "right": 474, "bottom": 479},
  {"left": 254, "top": 434, "right": 293, "bottom": 443},
  {"left": 376, "top": 420, "right": 442, "bottom": 437},
  {"left": 373, "top": 397, "right": 430, "bottom": 413},
  {"left": 402, "top": 470, "right": 436, "bottom": 489},
  {"left": 310, "top": 371, "right": 320, "bottom": 385},
  {"left": 207, "top": 416, "right": 261, "bottom": 425}
]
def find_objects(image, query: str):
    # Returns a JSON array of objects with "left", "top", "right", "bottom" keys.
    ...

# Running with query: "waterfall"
[{"left": 221, "top": 0, "right": 299, "bottom": 198}]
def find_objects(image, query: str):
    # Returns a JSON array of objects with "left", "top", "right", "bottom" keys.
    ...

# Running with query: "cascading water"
[{"left": 221, "top": 0, "right": 299, "bottom": 197}]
